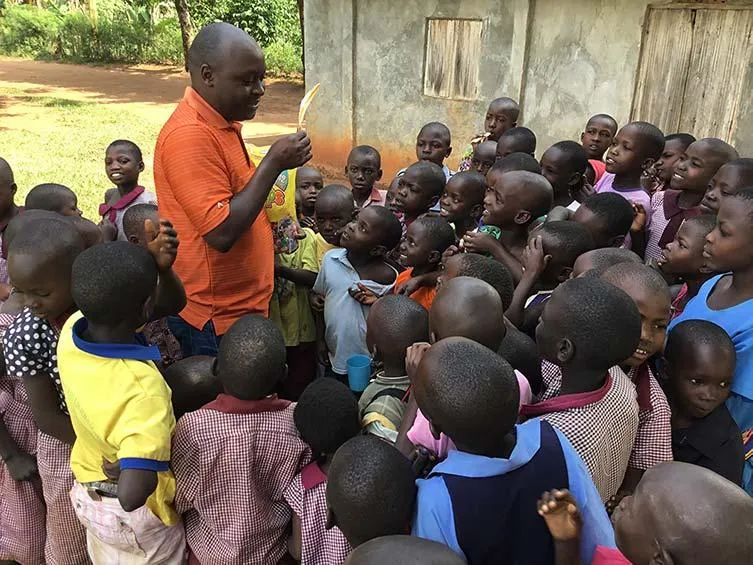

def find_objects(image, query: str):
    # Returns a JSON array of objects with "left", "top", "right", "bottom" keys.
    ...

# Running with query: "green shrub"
[
  {"left": 264, "top": 39, "right": 302, "bottom": 76},
  {"left": 58, "top": 11, "right": 96, "bottom": 61},
  {"left": 0, "top": 5, "right": 61, "bottom": 58},
  {"left": 143, "top": 18, "right": 183, "bottom": 65}
]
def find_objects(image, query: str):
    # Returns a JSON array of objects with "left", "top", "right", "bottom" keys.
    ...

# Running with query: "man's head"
[
  {"left": 416, "top": 122, "right": 452, "bottom": 167},
  {"left": 414, "top": 337, "right": 519, "bottom": 455},
  {"left": 346, "top": 146, "right": 382, "bottom": 195},
  {"left": 572, "top": 192, "right": 635, "bottom": 248},
  {"left": 216, "top": 315, "right": 287, "bottom": 400},
  {"left": 315, "top": 184, "right": 356, "bottom": 246},
  {"left": 535, "top": 278, "right": 641, "bottom": 373},
  {"left": 367, "top": 295, "right": 429, "bottom": 367},
  {"left": 123, "top": 203, "right": 159, "bottom": 247},
  {"left": 613, "top": 462, "right": 753, "bottom": 565},
  {"left": 430, "top": 276, "right": 505, "bottom": 350},
  {"left": 188, "top": 23, "right": 265, "bottom": 122},
  {"left": 72, "top": 242, "right": 157, "bottom": 330},
  {"left": 327, "top": 435, "right": 416, "bottom": 548},
  {"left": 25, "top": 183, "right": 82, "bottom": 217},
  {"left": 344, "top": 536, "right": 466, "bottom": 565}
]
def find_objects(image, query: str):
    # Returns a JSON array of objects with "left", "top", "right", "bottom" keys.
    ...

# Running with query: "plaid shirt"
[
  {"left": 283, "top": 462, "right": 351, "bottom": 565},
  {"left": 172, "top": 394, "right": 311, "bottom": 565},
  {"left": 531, "top": 362, "right": 639, "bottom": 501},
  {"left": 540, "top": 361, "right": 672, "bottom": 473}
]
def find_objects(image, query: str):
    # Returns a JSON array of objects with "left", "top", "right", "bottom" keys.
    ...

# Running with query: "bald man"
[
  {"left": 610, "top": 462, "right": 753, "bottom": 564},
  {"left": 155, "top": 23, "right": 311, "bottom": 356}
]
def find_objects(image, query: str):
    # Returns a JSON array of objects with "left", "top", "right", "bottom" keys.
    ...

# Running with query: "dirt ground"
[{"left": 0, "top": 57, "right": 303, "bottom": 146}]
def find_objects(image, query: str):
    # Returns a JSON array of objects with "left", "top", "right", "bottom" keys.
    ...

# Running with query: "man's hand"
[
  {"left": 537, "top": 489, "right": 582, "bottom": 542},
  {"left": 631, "top": 203, "right": 647, "bottom": 233},
  {"left": 406, "top": 342, "right": 431, "bottom": 383},
  {"left": 521, "top": 235, "right": 551, "bottom": 283},
  {"left": 266, "top": 131, "right": 312, "bottom": 171},
  {"left": 146, "top": 219, "right": 179, "bottom": 273},
  {"left": 349, "top": 284, "right": 379, "bottom": 305},
  {"left": 310, "top": 291, "right": 325, "bottom": 313},
  {"left": 462, "top": 231, "right": 499, "bottom": 255},
  {"left": 5, "top": 452, "right": 37, "bottom": 481}
]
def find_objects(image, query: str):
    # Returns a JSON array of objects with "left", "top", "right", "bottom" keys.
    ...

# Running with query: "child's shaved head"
[
  {"left": 693, "top": 137, "right": 739, "bottom": 164},
  {"left": 418, "top": 122, "right": 451, "bottom": 145},
  {"left": 367, "top": 295, "right": 429, "bottom": 362},
  {"left": 345, "top": 536, "right": 466, "bottom": 565},
  {"left": 162, "top": 356, "right": 222, "bottom": 418},
  {"left": 0, "top": 157, "right": 15, "bottom": 190},
  {"left": 497, "top": 127, "right": 537, "bottom": 158},
  {"left": 495, "top": 152, "right": 542, "bottom": 175},
  {"left": 489, "top": 97, "right": 520, "bottom": 120},
  {"left": 614, "top": 462, "right": 753, "bottom": 565},
  {"left": 430, "top": 276, "right": 505, "bottom": 350}
]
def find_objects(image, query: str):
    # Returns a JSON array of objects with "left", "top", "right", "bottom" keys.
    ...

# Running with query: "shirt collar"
[
  {"left": 628, "top": 364, "right": 653, "bottom": 411},
  {"left": 183, "top": 87, "right": 242, "bottom": 133},
  {"left": 301, "top": 461, "right": 327, "bottom": 490},
  {"left": 674, "top": 405, "right": 738, "bottom": 460},
  {"left": 519, "top": 375, "right": 612, "bottom": 418},
  {"left": 204, "top": 393, "right": 291, "bottom": 415},
  {"left": 428, "top": 419, "right": 542, "bottom": 479},
  {"left": 72, "top": 317, "right": 162, "bottom": 361},
  {"left": 373, "top": 371, "right": 410, "bottom": 386}
]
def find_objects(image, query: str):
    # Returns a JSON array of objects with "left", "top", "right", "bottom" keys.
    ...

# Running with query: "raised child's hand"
[
  {"left": 522, "top": 236, "right": 551, "bottom": 282},
  {"left": 462, "top": 231, "right": 498, "bottom": 255},
  {"left": 300, "top": 216, "right": 318, "bottom": 231},
  {"left": 146, "top": 219, "right": 179, "bottom": 272},
  {"left": 406, "top": 342, "right": 431, "bottom": 382},
  {"left": 537, "top": 489, "right": 581, "bottom": 541},
  {"left": 5, "top": 451, "right": 38, "bottom": 482},
  {"left": 630, "top": 203, "right": 647, "bottom": 233}
]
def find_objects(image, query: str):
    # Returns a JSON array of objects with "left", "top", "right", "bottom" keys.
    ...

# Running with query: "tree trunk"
[
  {"left": 297, "top": 0, "right": 304, "bottom": 78},
  {"left": 174, "top": 0, "right": 193, "bottom": 71},
  {"left": 87, "top": 0, "right": 97, "bottom": 24}
]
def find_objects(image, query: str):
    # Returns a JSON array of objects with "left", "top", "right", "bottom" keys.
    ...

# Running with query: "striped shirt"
[{"left": 154, "top": 87, "right": 274, "bottom": 335}]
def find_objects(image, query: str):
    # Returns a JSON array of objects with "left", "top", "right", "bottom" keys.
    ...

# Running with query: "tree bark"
[
  {"left": 297, "top": 0, "right": 304, "bottom": 78},
  {"left": 174, "top": 0, "right": 193, "bottom": 71}
]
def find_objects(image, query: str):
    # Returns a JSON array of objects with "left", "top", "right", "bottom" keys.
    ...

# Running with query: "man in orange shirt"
[{"left": 154, "top": 23, "right": 311, "bottom": 356}]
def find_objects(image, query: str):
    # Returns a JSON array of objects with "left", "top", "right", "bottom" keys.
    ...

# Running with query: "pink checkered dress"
[
  {"left": 0, "top": 337, "right": 46, "bottom": 564},
  {"left": 531, "top": 362, "right": 639, "bottom": 501},
  {"left": 3, "top": 309, "right": 89, "bottom": 565},
  {"left": 283, "top": 462, "right": 351, "bottom": 565},
  {"left": 540, "top": 361, "right": 672, "bottom": 473},
  {"left": 172, "top": 394, "right": 311, "bottom": 565}
]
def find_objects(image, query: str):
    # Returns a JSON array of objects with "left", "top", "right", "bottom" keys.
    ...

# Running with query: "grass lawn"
[{"left": 0, "top": 85, "right": 168, "bottom": 219}]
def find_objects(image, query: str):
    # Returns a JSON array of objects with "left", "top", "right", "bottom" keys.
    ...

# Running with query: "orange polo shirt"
[
  {"left": 393, "top": 268, "right": 437, "bottom": 310},
  {"left": 154, "top": 87, "right": 274, "bottom": 335}
]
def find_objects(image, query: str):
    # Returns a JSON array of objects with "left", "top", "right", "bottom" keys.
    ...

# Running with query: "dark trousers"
[{"left": 167, "top": 316, "right": 222, "bottom": 358}]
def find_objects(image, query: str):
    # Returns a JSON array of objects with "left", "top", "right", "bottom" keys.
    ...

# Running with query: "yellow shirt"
[
  {"left": 270, "top": 228, "right": 318, "bottom": 347},
  {"left": 313, "top": 232, "right": 337, "bottom": 269},
  {"left": 57, "top": 312, "right": 178, "bottom": 526}
]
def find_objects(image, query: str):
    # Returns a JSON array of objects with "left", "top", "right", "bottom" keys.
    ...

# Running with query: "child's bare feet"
[{"left": 537, "top": 489, "right": 581, "bottom": 541}]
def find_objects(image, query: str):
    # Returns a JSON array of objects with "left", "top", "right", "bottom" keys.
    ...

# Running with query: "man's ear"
[
  {"left": 641, "top": 157, "right": 657, "bottom": 173},
  {"left": 10, "top": 183, "right": 17, "bottom": 197},
  {"left": 429, "top": 194, "right": 440, "bottom": 208},
  {"left": 446, "top": 146, "right": 453, "bottom": 159},
  {"left": 470, "top": 203, "right": 484, "bottom": 220},
  {"left": 649, "top": 540, "right": 674, "bottom": 565},
  {"left": 200, "top": 63, "right": 214, "bottom": 87},
  {"left": 555, "top": 266, "right": 572, "bottom": 283},
  {"left": 138, "top": 161, "right": 145, "bottom": 173},
  {"left": 567, "top": 171, "right": 582, "bottom": 187},
  {"left": 370, "top": 244, "right": 387, "bottom": 258},
  {"left": 128, "top": 234, "right": 141, "bottom": 245},
  {"left": 556, "top": 337, "right": 575, "bottom": 364},
  {"left": 376, "top": 169, "right": 383, "bottom": 182},
  {"left": 427, "top": 250, "right": 441, "bottom": 265},
  {"left": 514, "top": 210, "right": 532, "bottom": 225}
]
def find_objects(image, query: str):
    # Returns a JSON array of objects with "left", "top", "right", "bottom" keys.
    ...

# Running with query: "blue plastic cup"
[{"left": 346, "top": 354, "right": 372, "bottom": 392}]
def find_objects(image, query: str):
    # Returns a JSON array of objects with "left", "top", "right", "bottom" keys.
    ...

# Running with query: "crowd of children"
[{"left": 1, "top": 83, "right": 753, "bottom": 565}]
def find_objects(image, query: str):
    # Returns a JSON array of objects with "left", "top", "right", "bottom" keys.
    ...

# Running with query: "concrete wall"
[{"left": 304, "top": 0, "right": 753, "bottom": 178}]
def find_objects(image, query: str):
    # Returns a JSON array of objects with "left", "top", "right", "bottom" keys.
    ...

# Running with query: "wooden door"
[{"left": 632, "top": 5, "right": 753, "bottom": 141}]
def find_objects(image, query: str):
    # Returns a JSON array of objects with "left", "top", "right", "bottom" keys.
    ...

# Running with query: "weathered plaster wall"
[{"left": 304, "top": 0, "right": 752, "bottom": 177}]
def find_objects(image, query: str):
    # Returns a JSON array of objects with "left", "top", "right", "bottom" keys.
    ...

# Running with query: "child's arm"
[
  {"left": 146, "top": 219, "right": 187, "bottom": 320},
  {"left": 506, "top": 236, "right": 550, "bottom": 329},
  {"left": 538, "top": 489, "right": 583, "bottom": 565},
  {"left": 24, "top": 377, "right": 76, "bottom": 445},
  {"left": 395, "top": 395, "right": 418, "bottom": 458},
  {"left": 118, "top": 468, "right": 158, "bottom": 512},
  {"left": 607, "top": 468, "right": 644, "bottom": 514},
  {"left": 275, "top": 265, "right": 317, "bottom": 288},
  {"left": 0, "top": 418, "right": 37, "bottom": 481},
  {"left": 287, "top": 513, "right": 303, "bottom": 561},
  {"left": 629, "top": 203, "right": 647, "bottom": 259},
  {"left": 396, "top": 271, "right": 440, "bottom": 296}
]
